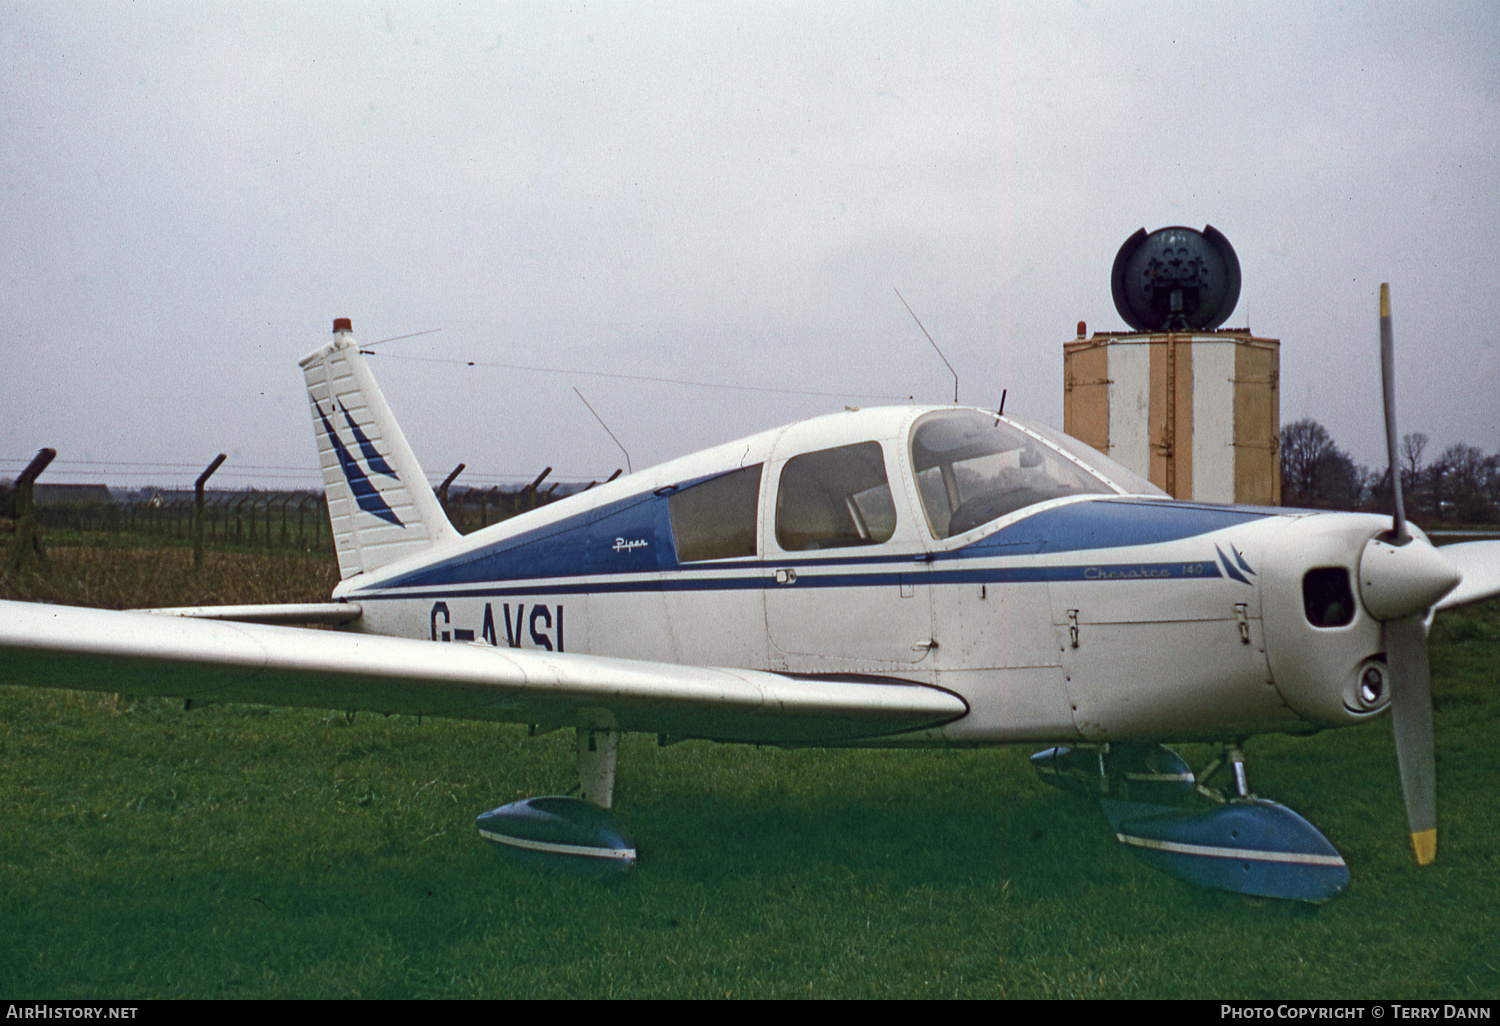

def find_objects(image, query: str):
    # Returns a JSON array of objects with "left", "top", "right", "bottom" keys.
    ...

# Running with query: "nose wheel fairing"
[
  {"left": 1101, "top": 798, "right": 1349, "bottom": 903},
  {"left": 1033, "top": 743, "right": 1349, "bottom": 902}
]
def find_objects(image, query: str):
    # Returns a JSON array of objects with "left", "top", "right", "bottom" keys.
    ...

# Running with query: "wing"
[
  {"left": 1434, "top": 540, "right": 1500, "bottom": 612},
  {"left": 132, "top": 603, "right": 365, "bottom": 625},
  {"left": 0, "top": 599, "right": 966, "bottom": 744}
]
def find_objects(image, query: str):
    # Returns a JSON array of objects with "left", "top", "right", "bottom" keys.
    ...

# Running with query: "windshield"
[
  {"left": 1020, "top": 419, "right": 1165, "bottom": 498},
  {"left": 910, "top": 409, "right": 1126, "bottom": 539}
]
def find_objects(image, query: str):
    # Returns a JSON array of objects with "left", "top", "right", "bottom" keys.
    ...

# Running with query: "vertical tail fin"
[{"left": 300, "top": 319, "right": 457, "bottom": 580}]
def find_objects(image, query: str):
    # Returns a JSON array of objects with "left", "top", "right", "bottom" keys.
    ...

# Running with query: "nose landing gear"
[{"left": 1034, "top": 741, "right": 1350, "bottom": 902}]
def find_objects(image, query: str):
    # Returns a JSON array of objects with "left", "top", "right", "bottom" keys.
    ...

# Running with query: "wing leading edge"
[
  {"left": 133, "top": 603, "right": 364, "bottom": 626},
  {"left": 0, "top": 600, "right": 966, "bottom": 745},
  {"left": 1434, "top": 541, "right": 1500, "bottom": 612}
]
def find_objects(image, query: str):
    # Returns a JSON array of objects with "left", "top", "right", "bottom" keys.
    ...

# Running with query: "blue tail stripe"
[
  {"left": 339, "top": 401, "right": 399, "bottom": 479},
  {"left": 317, "top": 402, "right": 404, "bottom": 527}
]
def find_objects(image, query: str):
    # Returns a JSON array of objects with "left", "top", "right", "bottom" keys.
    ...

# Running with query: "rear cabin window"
[
  {"left": 668, "top": 464, "right": 762, "bottom": 562},
  {"left": 775, "top": 441, "right": 896, "bottom": 551}
]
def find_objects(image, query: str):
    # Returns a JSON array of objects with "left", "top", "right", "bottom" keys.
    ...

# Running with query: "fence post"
[
  {"left": 438, "top": 464, "right": 465, "bottom": 529},
  {"left": 481, "top": 486, "right": 501, "bottom": 529},
  {"left": 7, "top": 448, "right": 56, "bottom": 572},
  {"left": 525, "top": 467, "right": 552, "bottom": 511},
  {"left": 194, "top": 454, "right": 226, "bottom": 567},
  {"left": 235, "top": 494, "right": 251, "bottom": 545}
]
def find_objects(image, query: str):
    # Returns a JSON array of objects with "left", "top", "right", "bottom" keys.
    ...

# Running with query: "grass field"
[{"left": 1, "top": 545, "right": 1497, "bottom": 998}]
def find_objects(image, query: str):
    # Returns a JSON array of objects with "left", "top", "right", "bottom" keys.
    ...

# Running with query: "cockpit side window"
[
  {"left": 669, "top": 464, "right": 762, "bottom": 562},
  {"left": 775, "top": 441, "right": 896, "bottom": 551},
  {"left": 910, "top": 410, "right": 1115, "bottom": 539}
]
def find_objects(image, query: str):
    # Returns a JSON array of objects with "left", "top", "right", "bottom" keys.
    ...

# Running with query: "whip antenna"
[
  {"left": 574, "top": 387, "right": 632, "bottom": 474},
  {"left": 894, "top": 287, "right": 958, "bottom": 403},
  {"left": 364, "top": 328, "right": 444, "bottom": 348}
]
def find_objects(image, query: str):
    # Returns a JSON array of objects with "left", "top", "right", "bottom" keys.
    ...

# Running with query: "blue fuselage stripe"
[
  {"left": 353, "top": 497, "right": 1270, "bottom": 599},
  {"left": 352, "top": 559, "right": 1223, "bottom": 601}
]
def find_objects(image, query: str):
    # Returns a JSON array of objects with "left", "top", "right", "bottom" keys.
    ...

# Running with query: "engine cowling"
[{"left": 1260, "top": 512, "right": 1401, "bottom": 727}]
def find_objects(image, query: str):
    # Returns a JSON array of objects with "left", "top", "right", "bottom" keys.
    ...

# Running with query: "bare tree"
[
  {"left": 1279, "top": 418, "right": 1381, "bottom": 511},
  {"left": 1438, "top": 442, "right": 1497, "bottom": 523},
  {"left": 1401, "top": 432, "right": 1428, "bottom": 478},
  {"left": 1281, "top": 419, "right": 1332, "bottom": 506}
]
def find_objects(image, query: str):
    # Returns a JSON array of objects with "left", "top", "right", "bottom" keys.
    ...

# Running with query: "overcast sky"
[{"left": 4, "top": 1, "right": 1497, "bottom": 492}]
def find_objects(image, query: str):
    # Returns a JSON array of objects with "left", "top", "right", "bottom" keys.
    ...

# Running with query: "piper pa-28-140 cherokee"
[{"left": 3, "top": 296, "right": 1497, "bottom": 901}]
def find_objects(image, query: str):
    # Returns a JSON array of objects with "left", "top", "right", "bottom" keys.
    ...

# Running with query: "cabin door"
[{"left": 762, "top": 438, "right": 934, "bottom": 671}]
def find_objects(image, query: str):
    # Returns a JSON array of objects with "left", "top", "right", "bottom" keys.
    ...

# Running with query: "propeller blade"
[
  {"left": 1385, "top": 615, "right": 1437, "bottom": 865},
  {"left": 1376, "top": 283, "right": 1439, "bottom": 866},
  {"left": 1379, "top": 283, "right": 1408, "bottom": 543}
]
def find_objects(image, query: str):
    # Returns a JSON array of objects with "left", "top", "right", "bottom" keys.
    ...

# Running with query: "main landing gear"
[
  {"left": 476, "top": 727, "right": 637, "bottom": 878},
  {"left": 1031, "top": 741, "right": 1350, "bottom": 902}
]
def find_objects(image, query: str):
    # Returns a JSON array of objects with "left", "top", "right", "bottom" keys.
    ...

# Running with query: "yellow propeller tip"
[
  {"left": 1380, "top": 282, "right": 1391, "bottom": 318},
  {"left": 1412, "top": 828, "right": 1437, "bottom": 866}
]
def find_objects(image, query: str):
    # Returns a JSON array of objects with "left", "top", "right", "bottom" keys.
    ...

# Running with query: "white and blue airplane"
[{"left": 3, "top": 293, "right": 1497, "bottom": 900}]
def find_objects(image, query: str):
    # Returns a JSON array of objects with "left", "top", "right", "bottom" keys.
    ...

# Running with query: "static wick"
[{"left": 894, "top": 287, "right": 958, "bottom": 403}]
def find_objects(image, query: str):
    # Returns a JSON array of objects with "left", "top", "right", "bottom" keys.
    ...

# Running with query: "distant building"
[{"left": 32, "top": 483, "right": 115, "bottom": 506}]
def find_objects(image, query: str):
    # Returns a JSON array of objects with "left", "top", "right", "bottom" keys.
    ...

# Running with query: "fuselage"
[{"left": 333, "top": 405, "right": 1395, "bottom": 747}]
